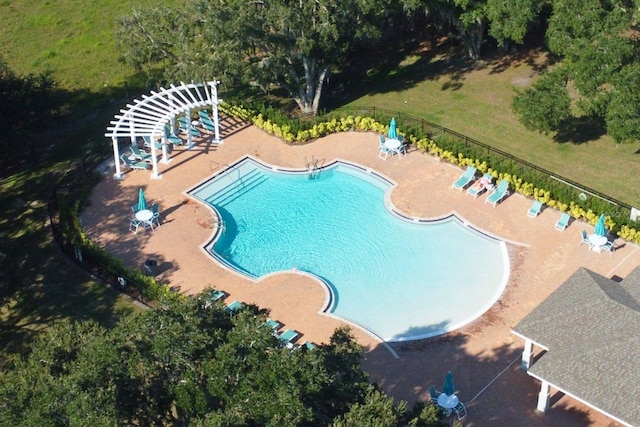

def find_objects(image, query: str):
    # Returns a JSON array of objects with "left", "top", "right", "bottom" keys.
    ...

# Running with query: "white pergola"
[{"left": 106, "top": 81, "right": 223, "bottom": 180}]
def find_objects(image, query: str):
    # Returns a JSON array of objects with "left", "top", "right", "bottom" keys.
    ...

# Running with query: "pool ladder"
[{"left": 306, "top": 156, "right": 324, "bottom": 179}]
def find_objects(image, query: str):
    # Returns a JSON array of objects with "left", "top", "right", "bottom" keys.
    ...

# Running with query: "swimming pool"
[{"left": 189, "top": 157, "right": 509, "bottom": 342}]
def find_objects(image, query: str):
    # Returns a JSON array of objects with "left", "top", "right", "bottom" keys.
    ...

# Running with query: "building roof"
[{"left": 512, "top": 266, "right": 640, "bottom": 427}]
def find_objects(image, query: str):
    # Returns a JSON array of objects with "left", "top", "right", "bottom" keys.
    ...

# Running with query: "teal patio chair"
[
  {"left": 151, "top": 203, "right": 161, "bottom": 228},
  {"left": 485, "top": 180, "right": 510, "bottom": 206},
  {"left": 452, "top": 166, "right": 477, "bottom": 191},
  {"left": 555, "top": 212, "right": 570, "bottom": 231},
  {"left": 527, "top": 200, "right": 543, "bottom": 217}
]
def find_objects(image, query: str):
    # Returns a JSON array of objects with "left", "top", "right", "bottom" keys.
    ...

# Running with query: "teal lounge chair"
[
  {"left": 225, "top": 300, "right": 244, "bottom": 314},
  {"left": 527, "top": 200, "right": 543, "bottom": 218},
  {"left": 555, "top": 212, "right": 570, "bottom": 231},
  {"left": 165, "top": 124, "right": 184, "bottom": 145},
  {"left": 466, "top": 173, "right": 493, "bottom": 198},
  {"left": 130, "top": 144, "right": 152, "bottom": 162},
  {"left": 202, "top": 289, "right": 226, "bottom": 308},
  {"left": 485, "top": 180, "right": 510, "bottom": 206},
  {"left": 120, "top": 154, "right": 150, "bottom": 171},
  {"left": 452, "top": 166, "right": 477, "bottom": 191},
  {"left": 302, "top": 341, "right": 316, "bottom": 350},
  {"left": 143, "top": 135, "right": 163, "bottom": 150},
  {"left": 198, "top": 110, "right": 216, "bottom": 133},
  {"left": 266, "top": 318, "right": 282, "bottom": 331},
  {"left": 178, "top": 116, "right": 202, "bottom": 137},
  {"left": 278, "top": 329, "right": 300, "bottom": 346}
]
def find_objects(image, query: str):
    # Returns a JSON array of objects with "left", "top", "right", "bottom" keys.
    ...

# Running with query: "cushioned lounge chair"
[
  {"left": 302, "top": 341, "right": 316, "bottom": 350},
  {"left": 527, "top": 200, "right": 543, "bottom": 217},
  {"left": 130, "top": 144, "right": 152, "bottom": 162},
  {"left": 202, "top": 289, "right": 226, "bottom": 308},
  {"left": 178, "top": 116, "right": 202, "bottom": 137},
  {"left": 266, "top": 318, "right": 282, "bottom": 331},
  {"left": 278, "top": 329, "right": 300, "bottom": 347},
  {"left": 485, "top": 180, "right": 509, "bottom": 206},
  {"left": 452, "top": 166, "right": 477, "bottom": 191},
  {"left": 165, "top": 124, "right": 184, "bottom": 145},
  {"left": 555, "top": 212, "right": 570, "bottom": 231},
  {"left": 120, "top": 154, "right": 150, "bottom": 170},
  {"left": 142, "top": 135, "right": 162, "bottom": 150},
  {"left": 198, "top": 110, "right": 216, "bottom": 133},
  {"left": 466, "top": 173, "right": 493, "bottom": 198},
  {"left": 225, "top": 300, "right": 244, "bottom": 314}
]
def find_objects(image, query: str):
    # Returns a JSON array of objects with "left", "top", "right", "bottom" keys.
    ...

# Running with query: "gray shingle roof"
[{"left": 512, "top": 267, "right": 640, "bottom": 427}]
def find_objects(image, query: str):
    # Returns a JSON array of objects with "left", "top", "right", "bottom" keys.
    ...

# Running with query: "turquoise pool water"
[{"left": 190, "top": 157, "right": 509, "bottom": 342}]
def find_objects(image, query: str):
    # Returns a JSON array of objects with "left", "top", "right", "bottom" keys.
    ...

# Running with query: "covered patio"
[{"left": 513, "top": 267, "right": 640, "bottom": 427}]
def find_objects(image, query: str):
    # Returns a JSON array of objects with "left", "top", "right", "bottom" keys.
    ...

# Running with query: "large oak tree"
[{"left": 117, "top": 0, "right": 407, "bottom": 115}]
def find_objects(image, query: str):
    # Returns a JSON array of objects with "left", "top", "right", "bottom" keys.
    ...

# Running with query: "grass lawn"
[{"left": 342, "top": 41, "right": 640, "bottom": 206}]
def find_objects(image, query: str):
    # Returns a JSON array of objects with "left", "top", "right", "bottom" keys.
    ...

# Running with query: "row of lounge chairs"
[
  {"left": 202, "top": 290, "right": 316, "bottom": 350},
  {"left": 452, "top": 166, "right": 510, "bottom": 206}
]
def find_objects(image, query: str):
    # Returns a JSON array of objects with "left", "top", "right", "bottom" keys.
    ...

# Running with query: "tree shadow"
[{"left": 553, "top": 116, "right": 607, "bottom": 144}]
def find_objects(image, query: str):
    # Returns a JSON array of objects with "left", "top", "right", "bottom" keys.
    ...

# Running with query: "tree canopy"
[
  {"left": 0, "top": 292, "right": 445, "bottom": 426},
  {"left": 117, "top": 0, "right": 409, "bottom": 115},
  {"left": 512, "top": 0, "right": 640, "bottom": 143}
]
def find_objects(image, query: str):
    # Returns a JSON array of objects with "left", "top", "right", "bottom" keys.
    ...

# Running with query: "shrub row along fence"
[{"left": 330, "top": 106, "right": 631, "bottom": 210}]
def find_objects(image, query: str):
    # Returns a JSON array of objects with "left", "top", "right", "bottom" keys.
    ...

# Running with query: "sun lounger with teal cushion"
[
  {"left": 129, "top": 144, "right": 152, "bottom": 162},
  {"left": 178, "top": 116, "right": 202, "bottom": 137},
  {"left": 202, "top": 289, "right": 226, "bottom": 308},
  {"left": 485, "top": 179, "right": 510, "bottom": 206},
  {"left": 466, "top": 173, "right": 493, "bottom": 198},
  {"left": 225, "top": 300, "right": 244, "bottom": 314},
  {"left": 555, "top": 212, "right": 570, "bottom": 231},
  {"left": 143, "top": 135, "right": 163, "bottom": 150},
  {"left": 302, "top": 341, "right": 316, "bottom": 350},
  {"left": 527, "top": 200, "right": 543, "bottom": 217},
  {"left": 198, "top": 109, "right": 216, "bottom": 133},
  {"left": 165, "top": 124, "right": 184, "bottom": 145},
  {"left": 278, "top": 329, "right": 300, "bottom": 346},
  {"left": 120, "top": 154, "right": 150, "bottom": 170},
  {"left": 266, "top": 318, "right": 282, "bottom": 331},
  {"left": 452, "top": 166, "right": 477, "bottom": 191}
]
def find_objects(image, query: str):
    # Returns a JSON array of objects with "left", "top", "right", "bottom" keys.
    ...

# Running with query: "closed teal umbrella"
[
  {"left": 595, "top": 214, "right": 607, "bottom": 236},
  {"left": 137, "top": 188, "right": 148, "bottom": 212},
  {"left": 388, "top": 117, "right": 397, "bottom": 139},
  {"left": 442, "top": 371, "right": 455, "bottom": 396}
]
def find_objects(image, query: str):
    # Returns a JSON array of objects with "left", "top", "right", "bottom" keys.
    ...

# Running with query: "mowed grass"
[
  {"left": 0, "top": 0, "right": 176, "bottom": 105},
  {"left": 347, "top": 44, "right": 640, "bottom": 207}
]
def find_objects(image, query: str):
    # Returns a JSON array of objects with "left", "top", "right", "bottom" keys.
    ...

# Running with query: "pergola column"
[
  {"left": 186, "top": 109, "right": 194, "bottom": 149},
  {"left": 536, "top": 380, "right": 551, "bottom": 412},
  {"left": 160, "top": 134, "right": 170, "bottom": 164},
  {"left": 521, "top": 339, "right": 534, "bottom": 371},
  {"left": 112, "top": 136, "right": 123, "bottom": 179}
]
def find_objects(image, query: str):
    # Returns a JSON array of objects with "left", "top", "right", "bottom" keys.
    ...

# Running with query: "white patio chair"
[{"left": 453, "top": 401, "right": 467, "bottom": 420}]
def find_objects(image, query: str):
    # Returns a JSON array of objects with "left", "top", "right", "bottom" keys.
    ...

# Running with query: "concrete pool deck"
[{"left": 83, "top": 117, "right": 637, "bottom": 426}]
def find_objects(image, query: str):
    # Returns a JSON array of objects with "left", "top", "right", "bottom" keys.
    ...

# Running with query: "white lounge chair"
[
  {"left": 120, "top": 154, "right": 149, "bottom": 171},
  {"left": 452, "top": 166, "right": 477, "bottom": 191},
  {"left": 527, "top": 200, "right": 543, "bottom": 217},
  {"left": 485, "top": 180, "right": 510, "bottom": 206}
]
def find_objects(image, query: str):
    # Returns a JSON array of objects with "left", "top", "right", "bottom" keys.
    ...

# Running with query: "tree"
[
  {"left": 0, "top": 291, "right": 443, "bottom": 425},
  {"left": 513, "top": 0, "right": 640, "bottom": 142},
  {"left": 118, "top": 0, "right": 404, "bottom": 115}
]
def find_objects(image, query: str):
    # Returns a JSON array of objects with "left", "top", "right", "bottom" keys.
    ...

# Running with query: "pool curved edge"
[{"left": 186, "top": 155, "right": 515, "bottom": 346}]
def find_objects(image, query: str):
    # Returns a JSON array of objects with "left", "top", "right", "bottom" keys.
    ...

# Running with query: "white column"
[
  {"left": 521, "top": 339, "right": 533, "bottom": 371},
  {"left": 112, "top": 136, "right": 123, "bottom": 180},
  {"left": 160, "top": 134, "right": 170, "bottom": 164},
  {"left": 186, "top": 109, "right": 194, "bottom": 149},
  {"left": 536, "top": 381, "right": 551, "bottom": 412},
  {"left": 210, "top": 81, "right": 223, "bottom": 144}
]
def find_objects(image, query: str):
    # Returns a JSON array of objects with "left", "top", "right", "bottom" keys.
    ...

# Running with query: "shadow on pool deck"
[{"left": 83, "top": 118, "right": 635, "bottom": 427}]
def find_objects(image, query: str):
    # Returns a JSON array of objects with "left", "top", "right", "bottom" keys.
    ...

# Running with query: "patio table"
[
  {"left": 588, "top": 234, "right": 607, "bottom": 252},
  {"left": 383, "top": 138, "right": 404, "bottom": 158},
  {"left": 437, "top": 393, "right": 459, "bottom": 415},
  {"left": 135, "top": 209, "right": 153, "bottom": 227}
]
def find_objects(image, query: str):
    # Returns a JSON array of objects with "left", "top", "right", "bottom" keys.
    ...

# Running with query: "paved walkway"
[{"left": 83, "top": 118, "right": 636, "bottom": 426}]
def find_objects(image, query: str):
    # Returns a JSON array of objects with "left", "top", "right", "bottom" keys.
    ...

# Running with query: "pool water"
[{"left": 190, "top": 157, "right": 509, "bottom": 342}]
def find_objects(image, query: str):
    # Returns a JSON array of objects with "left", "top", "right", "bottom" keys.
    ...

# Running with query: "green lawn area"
[{"left": 344, "top": 43, "right": 640, "bottom": 207}]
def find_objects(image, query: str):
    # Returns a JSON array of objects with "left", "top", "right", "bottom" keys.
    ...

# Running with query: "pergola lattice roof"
[{"left": 106, "top": 81, "right": 222, "bottom": 179}]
